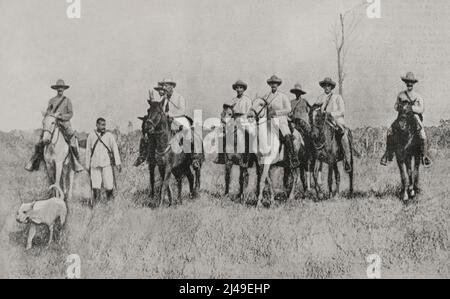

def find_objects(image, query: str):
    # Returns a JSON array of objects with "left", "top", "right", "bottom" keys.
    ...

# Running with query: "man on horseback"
[
  {"left": 214, "top": 80, "right": 252, "bottom": 164},
  {"left": 134, "top": 82, "right": 166, "bottom": 167},
  {"left": 264, "top": 75, "right": 300, "bottom": 168},
  {"left": 25, "top": 79, "right": 84, "bottom": 173},
  {"left": 316, "top": 77, "right": 352, "bottom": 173},
  {"left": 380, "top": 72, "right": 432, "bottom": 167},
  {"left": 289, "top": 83, "right": 311, "bottom": 142}
]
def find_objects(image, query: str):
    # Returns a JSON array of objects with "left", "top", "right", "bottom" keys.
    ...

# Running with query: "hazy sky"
[{"left": 1, "top": 0, "right": 450, "bottom": 132}]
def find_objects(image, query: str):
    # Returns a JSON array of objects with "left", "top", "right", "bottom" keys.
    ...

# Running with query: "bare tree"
[{"left": 332, "top": 1, "right": 369, "bottom": 96}]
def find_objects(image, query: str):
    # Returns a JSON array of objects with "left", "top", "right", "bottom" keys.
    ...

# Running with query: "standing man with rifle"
[{"left": 85, "top": 118, "right": 122, "bottom": 207}]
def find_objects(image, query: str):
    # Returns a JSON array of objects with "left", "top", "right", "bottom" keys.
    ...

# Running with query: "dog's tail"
[{"left": 49, "top": 184, "right": 64, "bottom": 201}]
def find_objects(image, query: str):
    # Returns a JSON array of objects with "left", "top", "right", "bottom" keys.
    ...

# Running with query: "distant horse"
[
  {"left": 141, "top": 101, "right": 203, "bottom": 206},
  {"left": 220, "top": 106, "right": 256, "bottom": 201},
  {"left": 248, "top": 97, "right": 303, "bottom": 207},
  {"left": 309, "top": 105, "right": 354, "bottom": 198},
  {"left": 392, "top": 100, "right": 422, "bottom": 202},
  {"left": 41, "top": 113, "right": 75, "bottom": 201}
]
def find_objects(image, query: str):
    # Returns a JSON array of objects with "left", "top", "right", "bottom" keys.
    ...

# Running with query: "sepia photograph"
[{"left": 1, "top": 0, "right": 450, "bottom": 283}]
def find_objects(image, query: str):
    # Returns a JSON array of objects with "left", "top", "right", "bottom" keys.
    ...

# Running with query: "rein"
[{"left": 43, "top": 115, "right": 61, "bottom": 145}]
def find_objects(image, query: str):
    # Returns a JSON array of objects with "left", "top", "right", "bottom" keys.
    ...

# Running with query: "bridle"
[
  {"left": 145, "top": 105, "right": 166, "bottom": 135},
  {"left": 42, "top": 115, "right": 60, "bottom": 145}
]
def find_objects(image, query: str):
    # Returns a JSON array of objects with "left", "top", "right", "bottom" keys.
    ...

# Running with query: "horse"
[
  {"left": 141, "top": 101, "right": 203, "bottom": 207},
  {"left": 309, "top": 105, "right": 354, "bottom": 199},
  {"left": 41, "top": 113, "right": 75, "bottom": 201},
  {"left": 247, "top": 97, "right": 303, "bottom": 207},
  {"left": 392, "top": 100, "right": 422, "bottom": 202},
  {"left": 219, "top": 106, "right": 256, "bottom": 201}
]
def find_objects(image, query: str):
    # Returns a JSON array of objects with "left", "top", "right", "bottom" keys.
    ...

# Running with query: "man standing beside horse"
[
  {"left": 380, "top": 72, "right": 432, "bottom": 168},
  {"left": 316, "top": 77, "right": 352, "bottom": 173},
  {"left": 86, "top": 118, "right": 122, "bottom": 205},
  {"left": 25, "top": 79, "right": 84, "bottom": 173}
]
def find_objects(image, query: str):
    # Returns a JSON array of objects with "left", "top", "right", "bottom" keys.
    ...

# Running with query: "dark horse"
[
  {"left": 309, "top": 105, "right": 354, "bottom": 199},
  {"left": 140, "top": 101, "right": 204, "bottom": 207},
  {"left": 392, "top": 99, "right": 422, "bottom": 202},
  {"left": 220, "top": 106, "right": 256, "bottom": 201}
]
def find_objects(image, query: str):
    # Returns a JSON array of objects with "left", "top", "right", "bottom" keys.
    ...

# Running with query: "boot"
[
  {"left": 134, "top": 137, "right": 148, "bottom": 167},
  {"left": 25, "top": 142, "right": 44, "bottom": 172},
  {"left": 285, "top": 134, "right": 300, "bottom": 169},
  {"left": 106, "top": 190, "right": 115, "bottom": 201},
  {"left": 70, "top": 145, "right": 85, "bottom": 173}
]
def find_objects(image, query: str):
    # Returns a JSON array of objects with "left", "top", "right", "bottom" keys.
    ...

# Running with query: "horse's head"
[
  {"left": 309, "top": 104, "right": 325, "bottom": 140},
  {"left": 141, "top": 101, "right": 166, "bottom": 135},
  {"left": 41, "top": 112, "right": 58, "bottom": 144},
  {"left": 248, "top": 97, "right": 268, "bottom": 120},
  {"left": 221, "top": 105, "right": 234, "bottom": 124}
]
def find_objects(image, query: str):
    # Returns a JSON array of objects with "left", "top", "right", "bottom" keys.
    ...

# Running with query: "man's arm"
[
  {"left": 412, "top": 94, "right": 424, "bottom": 114},
  {"left": 275, "top": 94, "right": 292, "bottom": 116},
  {"left": 330, "top": 95, "right": 345, "bottom": 119},
  {"left": 58, "top": 98, "right": 73, "bottom": 121}
]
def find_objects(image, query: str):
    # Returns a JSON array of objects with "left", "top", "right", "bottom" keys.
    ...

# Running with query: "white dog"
[{"left": 16, "top": 185, "right": 68, "bottom": 250}]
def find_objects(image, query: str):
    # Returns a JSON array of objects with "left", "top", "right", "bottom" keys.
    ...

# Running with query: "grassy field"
[{"left": 0, "top": 131, "right": 450, "bottom": 279}]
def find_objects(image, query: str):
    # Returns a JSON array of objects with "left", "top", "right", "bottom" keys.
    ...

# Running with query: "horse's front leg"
[
  {"left": 54, "top": 162, "right": 64, "bottom": 197},
  {"left": 257, "top": 165, "right": 270, "bottom": 207},
  {"left": 149, "top": 163, "right": 156, "bottom": 199},
  {"left": 176, "top": 176, "right": 183, "bottom": 205},
  {"left": 288, "top": 168, "right": 300, "bottom": 201},
  {"left": 67, "top": 169, "right": 74, "bottom": 202},
  {"left": 158, "top": 163, "right": 169, "bottom": 207},
  {"left": 397, "top": 160, "right": 408, "bottom": 202},
  {"left": 327, "top": 163, "right": 334, "bottom": 198},
  {"left": 312, "top": 160, "right": 322, "bottom": 200},
  {"left": 45, "top": 162, "right": 56, "bottom": 185},
  {"left": 186, "top": 167, "right": 195, "bottom": 199},
  {"left": 224, "top": 160, "right": 232, "bottom": 196},
  {"left": 334, "top": 163, "right": 340, "bottom": 196},
  {"left": 413, "top": 155, "right": 421, "bottom": 194},
  {"left": 405, "top": 158, "right": 414, "bottom": 198},
  {"left": 239, "top": 166, "right": 249, "bottom": 202}
]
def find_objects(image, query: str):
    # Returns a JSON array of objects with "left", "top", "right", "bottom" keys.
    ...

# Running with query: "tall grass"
[{"left": 0, "top": 131, "right": 449, "bottom": 278}]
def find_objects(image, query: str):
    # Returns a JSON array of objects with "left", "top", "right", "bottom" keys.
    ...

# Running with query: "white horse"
[
  {"left": 247, "top": 98, "right": 303, "bottom": 207},
  {"left": 41, "top": 113, "right": 75, "bottom": 201}
]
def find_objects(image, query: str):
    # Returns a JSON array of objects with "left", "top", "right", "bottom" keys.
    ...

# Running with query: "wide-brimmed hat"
[
  {"left": 319, "top": 77, "right": 336, "bottom": 89},
  {"left": 232, "top": 80, "right": 248, "bottom": 91},
  {"left": 161, "top": 78, "right": 177, "bottom": 88},
  {"left": 401, "top": 72, "right": 418, "bottom": 84},
  {"left": 154, "top": 81, "right": 165, "bottom": 92},
  {"left": 267, "top": 75, "right": 283, "bottom": 86},
  {"left": 290, "top": 83, "right": 307, "bottom": 95},
  {"left": 51, "top": 79, "right": 70, "bottom": 90}
]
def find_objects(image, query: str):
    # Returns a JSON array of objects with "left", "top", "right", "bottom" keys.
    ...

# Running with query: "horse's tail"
[{"left": 49, "top": 184, "right": 64, "bottom": 201}]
